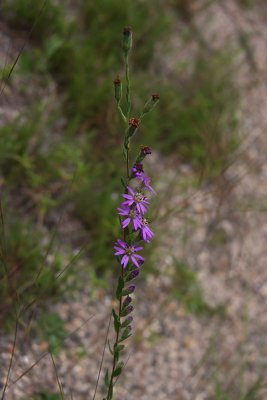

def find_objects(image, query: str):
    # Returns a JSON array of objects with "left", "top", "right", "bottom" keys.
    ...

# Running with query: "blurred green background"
[{"left": 0, "top": 0, "right": 239, "bottom": 322}]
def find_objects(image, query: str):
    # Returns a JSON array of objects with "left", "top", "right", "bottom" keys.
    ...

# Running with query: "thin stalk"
[
  {"left": 106, "top": 144, "right": 129, "bottom": 400},
  {"left": 124, "top": 53, "right": 131, "bottom": 119},
  {"left": 93, "top": 313, "right": 112, "bottom": 400},
  {"left": 117, "top": 105, "right": 127, "bottom": 123},
  {"left": 126, "top": 150, "right": 130, "bottom": 180},
  {"left": 106, "top": 266, "right": 124, "bottom": 400}
]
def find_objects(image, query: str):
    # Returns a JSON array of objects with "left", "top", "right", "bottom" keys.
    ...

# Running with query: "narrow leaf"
[
  {"left": 118, "top": 333, "right": 131, "bottom": 343},
  {"left": 113, "top": 361, "right": 124, "bottom": 377},
  {"left": 104, "top": 369, "right": 109, "bottom": 387},
  {"left": 116, "top": 276, "right": 125, "bottom": 300},
  {"left": 112, "top": 309, "right": 120, "bottom": 334},
  {"left": 107, "top": 340, "right": 114, "bottom": 355},
  {"left": 114, "top": 344, "right": 125, "bottom": 352}
]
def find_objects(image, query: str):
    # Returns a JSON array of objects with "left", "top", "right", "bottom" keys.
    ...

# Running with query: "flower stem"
[
  {"left": 106, "top": 144, "right": 129, "bottom": 400},
  {"left": 125, "top": 53, "right": 131, "bottom": 119},
  {"left": 117, "top": 104, "right": 127, "bottom": 123},
  {"left": 106, "top": 265, "right": 124, "bottom": 400}
]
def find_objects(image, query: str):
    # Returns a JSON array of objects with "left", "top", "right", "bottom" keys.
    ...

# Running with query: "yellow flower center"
[
  {"left": 126, "top": 246, "right": 134, "bottom": 256},
  {"left": 134, "top": 193, "right": 143, "bottom": 203},
  {"left": 129, "top": 209, "right": 137, "bottom": 218}
]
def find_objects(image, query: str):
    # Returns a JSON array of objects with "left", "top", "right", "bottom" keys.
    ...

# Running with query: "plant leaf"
[
  {"left": 112, "top": 309, "right": 120, "bottom": 334},
  {"left": 116, "top": 276, "right": 125, "bottom": 300},
  {"left": 104, "top": 369, "right": 109, "bottom": 387},
  {"left": 113, "top": 361, "right": 124, "bottom": 377}
]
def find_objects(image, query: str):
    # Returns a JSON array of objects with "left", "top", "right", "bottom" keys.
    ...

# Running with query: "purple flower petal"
[
  {"left": 123, "top": 194, "right": 133, "bottom": 200},
  {"left": 133, "top": 245, "right": 143, "bottom": 251},
  {"left": 131, "top": 255, "right": 140, "bottom": 268},
  {"left": 115, "top": 249, "right": 125, "bottom": 256},
  {"left": 121, "top": 254, "right": 129, "bottom": 268},
  {"left": 122, "top": 218, "right": 131, "bottom": 228},
  {"left": 127, "top": 186, "right": 135, "bottom": 196},
  {"left": 116, "top": 239, "right": 127, "bottom": 248}
]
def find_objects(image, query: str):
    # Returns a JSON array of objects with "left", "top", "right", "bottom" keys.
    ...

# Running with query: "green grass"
[
  {"left": 0, "top": 0, "right": 240, "bottom": 283},
  {"left": 0, "top": 212, "right": 68, "bottom": 325},
  {"left": 37, "top": 311, "right": 67, "bottom": 356},
  {"left": 171, "top": 259, "right": 225, "bottom": 316},
  {"left": 142, "top": 49, "right": 239, "bottom": 175},
  {"left": 1, "top": 0, "right": 66, "bottom": 42}
]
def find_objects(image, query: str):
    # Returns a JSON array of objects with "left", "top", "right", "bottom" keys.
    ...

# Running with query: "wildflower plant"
[{"left": 103, "top": 28, "right": 159, "bottom": 399}]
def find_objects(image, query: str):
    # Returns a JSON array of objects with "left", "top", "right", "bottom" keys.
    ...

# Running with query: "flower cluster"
[{"left": 114, "top": 156, "right": 155, "bottom": 271}]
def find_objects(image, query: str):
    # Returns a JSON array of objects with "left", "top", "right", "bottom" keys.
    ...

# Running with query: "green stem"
[
  {"left": 124, "top": 53, "right": 131, "bottom": 119},
  {"left": 106, "top": 144, "right": 129, "bottom": 400},
  {"left": 126, "top": 149, "right": 130, "bottom": 180},
  {"left": 117, "top": 104, "right": 127, "bottom": 123},
  {"left": 106, "top": 266, "right": 124, "bottom": 400}
]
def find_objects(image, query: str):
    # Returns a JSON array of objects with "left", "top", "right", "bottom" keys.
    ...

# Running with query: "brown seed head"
[
  {"left": 113, "top": 76, "right": 121, "bottom": 85},
  {"left": 151, "top": 93, "right": 160, "bottom": 101},
  {"left": 123, "top": 27, "right": 132, "bottom": 36},
  {"left": 141, "top": 145, "right": 152, "bottom": 155},
  {"left": 129, "top": 118, "right": 140, "bottom": 128}
]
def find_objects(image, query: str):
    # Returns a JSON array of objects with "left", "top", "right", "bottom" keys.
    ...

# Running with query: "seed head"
[
  {"left": 127, "top": 118, "right": 140, "bottom": 138},
  {"left": 123, "top": 27, "right": 132, "bottom": 54},
  {"left": 113, "top": 76, "right": 122, "bottom": 103},
  {"left": 141, "top": 145, "right": 152, "bottom": 156},
  {"left": 129, "top": 117, "right": 140, "bottom": 128}
]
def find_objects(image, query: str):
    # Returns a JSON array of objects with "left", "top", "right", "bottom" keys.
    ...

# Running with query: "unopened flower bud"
[
  {"left": 143, "top": 93, "right": 160, "bottom": 114},
  {"left": 135, "top": 145, "right": 152, "bottom": 163},
  {"left": 125, "top": 268, "right": 140, "bottom": 282},
  {"left": 121, "top": 285, "right": 135, "bottom": 296},
  {"left": 141, "top": 145, "right": 152, "bottom": 156},
  {"left": 119, "top": 325, "right": 132, "bottom": 342},
  {"left": 127, "top": 118, "right": 140, "bottom": 138},
  {"left": 121, "top": 316, "right": 133, "bottom": 328},
  {"left": 113, "top": 76, "right": 122, "bottom": 103},
  {"left": 123, "top": 296, "right": 132, "bottom": 308},
  {"left": 123, "top": 27, "right": 132, "bottom": 54},
  {"left": 120, "top": 305, "right": 134, "bottom": 317}
]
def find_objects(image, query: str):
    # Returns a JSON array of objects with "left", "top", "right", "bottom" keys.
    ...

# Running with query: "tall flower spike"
[{"left": 107, "top": 27, "right": 158, "bottom": 400}]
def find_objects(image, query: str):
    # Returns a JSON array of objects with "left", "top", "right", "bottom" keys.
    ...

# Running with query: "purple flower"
[
  {"left": 127, "top": 285, "right": 135, "bottom": 294},
  {"left": 132, "top": 163, "right": 144, "bottom": 178},
  {"left": 132, "top": 164, "right": 155, "bottom": 194},
  {"left": 114, "top": 239, "right": 145, "bottom": 268},
  {"left": 123, "top": 296, "right": 132, "bottom": 307},
  {"left": 126, "top": 268, "right": 140, "bottom": 281},
  {"left": 139, "top": 217, "right": 154, "bottom": 242},
  {"left": 122, "top": 186, "right": 149, "bottom": 214},
  {"left": 120, "top": 305, "right": 134, "bottom": 317},
  {"left": 141, "top": 174, "right": 156, "bottom": 194},
  {"left": 117, "top": 205, "right": 142, "bottom": 230}
]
